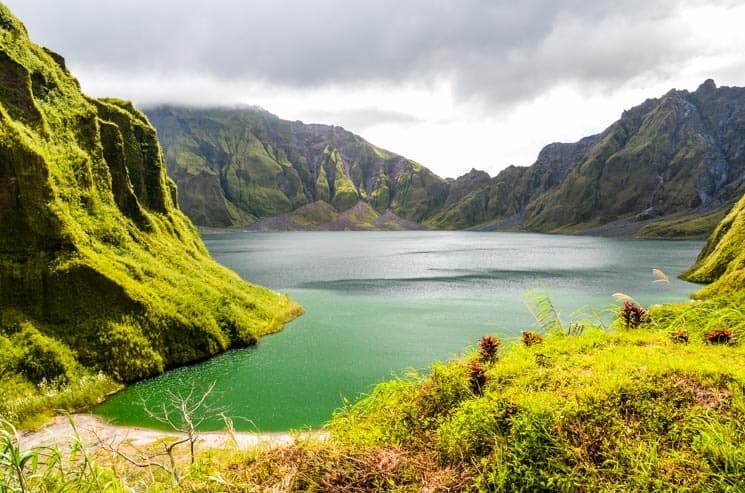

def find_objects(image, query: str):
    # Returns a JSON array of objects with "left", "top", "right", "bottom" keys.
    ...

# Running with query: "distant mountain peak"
[{"left": 697, "top": 78, "right": 717, "bottom": 93}]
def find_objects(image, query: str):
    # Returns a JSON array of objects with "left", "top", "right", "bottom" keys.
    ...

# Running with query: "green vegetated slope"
[
  {"left": 429, "top": 80, "right": 745, "bottom": 238},
  {"left": 0, "top": 4, "right": 301, "bottom": 427},
  {"left": 684, "top": 191, "right": 745, "bottom": 296},
  {"left": 145, "top": 106, "right": 449, "bottom": 228}
]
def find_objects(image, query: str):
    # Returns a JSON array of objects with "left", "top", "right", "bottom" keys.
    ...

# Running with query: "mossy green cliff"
[
  {"left": 145, "top": 106, "right": 448, "bottom": 228},
  {"left": 0, "top": 4, "right": 301, "bottom": 426}
]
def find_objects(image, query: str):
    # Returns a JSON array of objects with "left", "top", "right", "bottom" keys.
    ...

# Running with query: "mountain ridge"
[
  {"left": 148, "top": 80, "right": 745, "bottom": 238},
  {"left": 146, "top": 105, "right": 449, "bottom": 228}
]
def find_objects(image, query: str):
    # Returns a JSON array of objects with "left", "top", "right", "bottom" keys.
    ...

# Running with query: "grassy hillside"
[
  {"left": 684, "top": 192, "right": 745, "bottom": 296},
  {"left": 0, "top": 4, "right": 301, "bottom": 428}
]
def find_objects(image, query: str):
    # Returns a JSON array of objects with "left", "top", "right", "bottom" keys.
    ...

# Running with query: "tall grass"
[{"left": 0, "top": 418, "right": 123, "bottom": 492}]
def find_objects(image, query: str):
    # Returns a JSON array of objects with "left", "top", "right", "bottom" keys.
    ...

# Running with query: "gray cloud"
[
  {"left": 306, "top": 107, "right": 426, "bottom": 129},
  {"left": 2, "top": 0, "right": 735, "bottom": 109}
]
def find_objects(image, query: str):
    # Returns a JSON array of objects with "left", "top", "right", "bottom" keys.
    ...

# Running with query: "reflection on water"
[{"left": 95, "top": 232, "right": 703, "bottom": 431}]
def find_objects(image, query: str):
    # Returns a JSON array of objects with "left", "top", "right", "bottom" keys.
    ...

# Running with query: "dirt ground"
[{"left": 18, "top": 414, "right": 326, "bottom": 451}]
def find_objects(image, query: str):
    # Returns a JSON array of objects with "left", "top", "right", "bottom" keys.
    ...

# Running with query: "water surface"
[{"left": 95, "top": 232, "right": 703, "bottom": 431}]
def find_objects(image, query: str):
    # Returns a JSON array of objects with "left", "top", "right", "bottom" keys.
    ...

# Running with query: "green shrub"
[
  {"left": 96, "top": 319, "right": 165, "bottom": 381},
  {"left": 13, "top": 322, "right": 77, "bottom": 385}
]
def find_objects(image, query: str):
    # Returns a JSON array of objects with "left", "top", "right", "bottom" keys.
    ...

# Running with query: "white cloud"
[{"left": 5, "top": 0, "right": 745, "bottom": 179}]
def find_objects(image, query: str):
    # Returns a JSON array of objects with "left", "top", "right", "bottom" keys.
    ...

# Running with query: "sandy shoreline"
[{"left": 19, "top": 414, "right": 326, "bottom": 451}]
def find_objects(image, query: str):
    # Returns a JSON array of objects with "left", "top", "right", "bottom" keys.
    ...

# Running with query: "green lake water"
[{"left": 94, "top": 231, "right": 704, "bottom": 431}]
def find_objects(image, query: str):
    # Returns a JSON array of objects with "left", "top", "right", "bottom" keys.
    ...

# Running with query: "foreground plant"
[
  {"left": 0, "top": 421, "right": 34, "bottom": 493},
  {"left": 96, "top": 382, "right": 225, "bottom": 486},
  {"left": 466, "top": 363, "right": 487, "bottom": 396},
  {"left": 521, "top": 330, "right": 543, "bottom": 347},
  {"left": 669, "top": 329, "right": 689, "bottom": 344},
  {"left": 478, "top": 335, "right": 501, "bottom": 362},
  {"left": 525, "top": 286, "right": 564, "bottom": 333},
  {"left": 1, "top": 418, "right": 122, "bottom": 492},
  {"left": 705, "top": 328, "right": 736, "bottom": 345},
  {"left": 618, "top": 300, "right": 650, "bottom": 329}
]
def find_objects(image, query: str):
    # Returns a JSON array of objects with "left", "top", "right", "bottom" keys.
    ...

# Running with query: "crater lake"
[{"left": 94, "top": 231, "right": 704, "bottom": 431}]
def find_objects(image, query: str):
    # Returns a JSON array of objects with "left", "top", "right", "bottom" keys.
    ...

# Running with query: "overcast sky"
[{"left": 5, "top": 0, "right": 745, "bottom": 178}]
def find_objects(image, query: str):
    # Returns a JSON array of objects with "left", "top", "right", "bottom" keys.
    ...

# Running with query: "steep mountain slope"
[
  {"left": 0, "top": 4, "right": 300, "bottom": 424},
  {"left": 434, "top": 80, "right": 744, "bottom": 236},
  {"left": 525, "top": 80, "right": 745, "bottom": 234},
  {"left": 145, "top": 106, "right": 449, "bottom": 227},
  {"left": 684, "top": 190, "right": 745, "bottom": 296},
  {"left": 424, "top": 135, "right": 601, "bottom": 230}
]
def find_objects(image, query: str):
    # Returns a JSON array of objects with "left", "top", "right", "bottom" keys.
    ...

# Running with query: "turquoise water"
[{"left": 94, "top": 231, "right": 704, "bottom": 431}]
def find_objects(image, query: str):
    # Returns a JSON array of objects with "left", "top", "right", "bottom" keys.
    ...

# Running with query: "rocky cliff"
[{"left": 428, "top": 80, "right": 745, "bottom": 236}]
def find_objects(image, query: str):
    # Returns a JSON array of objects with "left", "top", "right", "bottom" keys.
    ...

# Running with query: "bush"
[
  {"left": 478, "top": 335, "right": 501, "bottom": 362},
  {"left": 13, "top": 322, "right": 77, "bottom": 385},
  {"left": 619, "top": 301, "right": 650, "bottom": 329},
  {"left": 669, "top": 329, "right": 689, "bottom": 344},
  {"left": 96, "top": 319, "right": 165, "bottom": 381},
  {"left": 705, "top": 328, "right": 735, "bottom": 345},
  {"left": 521, "top": 330, "right": 544, "bottom": 347},
  {"left": 467, "top": 363, "right": 487, "bottom": 395}
]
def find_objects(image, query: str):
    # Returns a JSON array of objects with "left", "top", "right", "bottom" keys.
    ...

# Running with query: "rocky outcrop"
[{"left": 424, "top": 135, "right": 600, "bottom": 230}]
